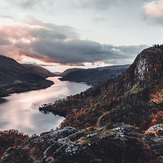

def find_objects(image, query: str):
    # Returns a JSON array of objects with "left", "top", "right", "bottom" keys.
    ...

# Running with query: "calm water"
[{"left": 0, "top": 77, "right": 90, "bottom": 136}]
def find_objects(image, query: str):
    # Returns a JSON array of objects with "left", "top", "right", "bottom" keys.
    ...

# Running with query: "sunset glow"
[{"left": 0, "top": 0, "right": 162, "bottom": 71}]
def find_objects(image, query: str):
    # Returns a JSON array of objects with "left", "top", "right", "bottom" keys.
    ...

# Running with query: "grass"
[
  {"left": 13, "top": 80, "right": 23, "bottom": 84},
  {"left": 124, "top": 84, "right": 141, "bottom": 97},
  {"left": 130, "top": 84, "right": 141, "bottom": 94},
  {"left": 84, "top": 135, "right": 100, "bottom": 143},
  {"left": 83, "top": 130, "right": 122, "bottom": 144},
  {"left": 83, "top": 126, "right": 96, "bottom": 135},
  {"left": 6, "top": 87, "right": 14, "bottom": 92},
  {"left": 0, "top": 84, "right": 7, "bottom": 88}
]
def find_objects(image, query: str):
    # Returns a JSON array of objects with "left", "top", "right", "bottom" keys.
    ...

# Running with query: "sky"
[{"left": 0, "top": 0, "right": 163, "bottom": 72}]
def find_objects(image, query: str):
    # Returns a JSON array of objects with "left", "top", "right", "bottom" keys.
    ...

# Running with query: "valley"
[{"left": 1, "top": 46, "right": 163, "bottom": 163}]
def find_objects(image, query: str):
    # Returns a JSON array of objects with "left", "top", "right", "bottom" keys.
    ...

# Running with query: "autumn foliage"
[
  {"left": 39, "top": 47, "right": 163, "bottom": 131},
  {"left": 0, "top": 129, "right": 29, "bottom": 157}
]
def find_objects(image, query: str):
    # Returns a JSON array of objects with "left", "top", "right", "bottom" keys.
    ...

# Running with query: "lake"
[{"left": 0, "top": 77, "right": 91, "bottom": 136}]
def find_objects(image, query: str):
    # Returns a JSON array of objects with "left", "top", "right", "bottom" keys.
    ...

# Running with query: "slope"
[
  {"left": 0, "top": 55, "right": 28, "bottom": 84},
  {"left": 0, "top": 55, "right": 55, "bottom": 97},
  {"left": 40, "top": 46, "right": 163, "bottom": 130},
  {"left": 22, "top": 64, "right": 55, "bottom": 78},
  {"left": 59, "top": 65, "right": 129, "bottom": 85}
]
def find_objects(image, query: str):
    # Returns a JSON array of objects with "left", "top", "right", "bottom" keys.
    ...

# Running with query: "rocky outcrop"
[
  {"left": 125, "top": 47, "right": 163, "bottom": 85},
  {"left": 144, "top": 124, "right": 163, "bottom": 156},
  {"left": 1, "top": 124, "right": 163, "bottom": 163}
]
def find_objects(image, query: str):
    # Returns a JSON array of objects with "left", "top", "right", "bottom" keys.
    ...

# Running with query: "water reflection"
[{"left": 0, "top": 77, "right": 90, "bottom": 135}]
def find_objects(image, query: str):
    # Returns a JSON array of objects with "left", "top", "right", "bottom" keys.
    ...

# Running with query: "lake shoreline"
[
  {"left": 0, "top": 79, "right": 54, "bottom": 98},
  {"left": 0, "top": 77, "right": 91, "bottom": 136},
  {"left": 39, "top": 104, "right": 67, "bottom": 117},
  {"left": 0, "top": 98, "right": 7, "bottom": 104}
]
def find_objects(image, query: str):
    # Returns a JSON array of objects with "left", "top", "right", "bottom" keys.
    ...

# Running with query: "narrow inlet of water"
[{"left": 0, "top": 77, "right": 91, "bottom": 135}]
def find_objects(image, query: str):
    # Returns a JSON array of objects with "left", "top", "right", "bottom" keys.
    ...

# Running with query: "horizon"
[{"left": 0, "top": 0, "right": 163, "bottom": 71}]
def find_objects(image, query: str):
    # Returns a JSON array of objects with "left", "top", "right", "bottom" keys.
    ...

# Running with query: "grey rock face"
[
  {"left": 134, "top": 57, "right": 149, "bottom": 80},
  {"left": 0, "top": 125, "right": 162, "bottom": 163},
  {"left": 147, "top": 124, "right": 163, "bottom": 131}
]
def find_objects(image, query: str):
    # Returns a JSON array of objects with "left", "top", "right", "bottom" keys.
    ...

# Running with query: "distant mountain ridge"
[
  {"left": 59, "top": 65, "right": 130, "bottom": 85},
  {"left": 0, "top": 55, "right": 28, "bottom": 84},
  {"left": 0, "top": 55, "right": 55, "bottom": 97},
  {"left": 22, "top": 64, "right": 55, "bottom": 78},
  {"left": 0, "top": 55, "right": 55, "bottom": 84}
]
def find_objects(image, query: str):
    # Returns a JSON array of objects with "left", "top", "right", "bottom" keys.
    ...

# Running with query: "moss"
[
  {"left": 84, "top": 135, "right": 100, "bottom": 143},
  {"left": 6, "top": 87, "right": 14, "bottom": 91},
  {"left": 34, "top": 161, "right": 40, "bottom": 163},
  {"left": 99, "top": 130, "right": 115, "bottom": 137},
  {"left": 0, "top": 84, "right": 6, "bottom": 88},
  {"left": 13, "top": 80, "right": 23, "bottom": 84},
  {"left": 83, "top": 127, "right": 96, "bottom": 135},
  {"left": 104, "top": 122, "right": 113, "bottom": 130},
  {"left": 125, "top": 124, "right": 133, "bottom": 128}
]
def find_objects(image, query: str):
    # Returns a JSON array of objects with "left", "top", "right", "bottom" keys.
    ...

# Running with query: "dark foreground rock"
[{"left": 1, "top": 124, "right": 163, "bottom": 163}]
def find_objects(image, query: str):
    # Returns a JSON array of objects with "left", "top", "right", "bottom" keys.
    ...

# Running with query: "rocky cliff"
[{"left": 1, "top": 124, "right": 163, "bottom": 163}]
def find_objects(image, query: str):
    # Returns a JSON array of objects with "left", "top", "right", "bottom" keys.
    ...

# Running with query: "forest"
[{"left": 39, "top": 47, "right": 163, "bottom": 131}]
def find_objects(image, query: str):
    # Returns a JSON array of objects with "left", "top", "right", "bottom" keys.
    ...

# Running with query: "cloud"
[
  {"left": 143, "top": 0, "right": 163, "bottom": 24},
  {"left": 6, "top": 0, "right": 43, "bottom": 9},
  {"left": 0, "top": 17, "right": 147, "bottom": 66},
  {"left": 5, "top": 0, "right": 128, "bottom": 11},
  {"left": 0, "top": 38, "right": 11, "bottom": 45},
  {"left": 144, "top": 0, "right": 163, "bottom": 18},
  {"left": 92, "top": 0, "right": 122, "bottom": 10},
  {"left": 66, "top": 0, "right": 128, "bottom": 10},
  {"left": 94, "top": 15, "right": 105, "bottom": 22}
]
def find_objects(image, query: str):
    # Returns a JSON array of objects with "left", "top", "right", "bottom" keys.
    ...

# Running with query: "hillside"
[
  {"left": 0, "top": 55, "right": 28, "bottom": 84},
  {"left": 22, "top": 64, "right": 55, "bottom": 78},
  {"left": 59, "top": 65, "right": 129, "bottom": 85},
  {"left": 0, "top": 55, "right": 55, "bottom": 97},
  {"left": 1, "top": 46, "right": 163, "bottom": 163},
  {"left": 40, "top": 46, "right": 163, "bottom": 131}
]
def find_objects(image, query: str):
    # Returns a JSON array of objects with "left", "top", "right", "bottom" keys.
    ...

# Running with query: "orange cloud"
[{"left": 144, "top": 0, "right": 163, "bottom": 18}]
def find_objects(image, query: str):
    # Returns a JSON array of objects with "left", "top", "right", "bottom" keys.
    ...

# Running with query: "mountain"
[
  {"left": 0, "top": 55, "right": 28, "bottom": 84},
  {"left": 59, "top": 68, "right": 82, "bottom": 76},
  {"left": 22, "top": 64, "right": 55, "bottom": 78},
  {"left": 59, "top": 65, "right": 129, "bottom": 85},
  {"left": 40, "top": 46, "right": 163, "bottom": 131},
  {"left": 0, "top": 55, "right": 55, "bottom": 97},
  {"left": 1, "top": 46, "right": 163, "bottom": 162}
]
